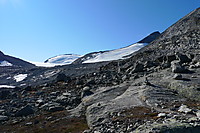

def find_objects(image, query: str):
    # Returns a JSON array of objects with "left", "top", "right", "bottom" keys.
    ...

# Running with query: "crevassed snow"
[
  {"left": 0, "top": 85, "right": 15, "bottom": 88},
  {"left": 0, "top": 61, "right": 13, "bottom": 66},
  {"left": 14, "top": 74, "right": 28, "bottom": 82},
  {"left": 83, "top": 43, "right": 147, "bottom": 63},
  {"left": 45, "top": 54, "right": 82, "bottom": 64}
]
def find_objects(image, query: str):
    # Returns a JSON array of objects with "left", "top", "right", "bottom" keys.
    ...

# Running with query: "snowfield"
[
  {"left": 0, "top": 61, "right": 13, "bottom": 66},
  {"left": 45, "top": 54, "right": 82, "bottom": 64},
  {"left": 83, "top": 43, "right": 147, "bottom": 63},
  {"left": 0, "top": 85, "right": 15, "bottom": 88},
  {"left": 32, "top": 43, "right": 147, "bottom": 67},
  {"left": 14, "top": 74, "right": 28, "bottom": 82}
]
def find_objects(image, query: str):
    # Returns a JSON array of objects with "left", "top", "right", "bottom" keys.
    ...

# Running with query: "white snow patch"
[
  {"left": 0, "top": 85, "right": 15, "bottom": 88},
  {"left": 14, "top": 74, "right": 28, "bottom": 82},
  {"left": 6, "top": 77, "right": 11, "bottom": 80},
  {"left": 45, "top": 54, "right": 82, "bottom": 64},
  {"left": 0, "top": 61, "right": 13, "bottom": 66},
  {"left": 83, "top": 43, "right": 147, "bottom": 63}
]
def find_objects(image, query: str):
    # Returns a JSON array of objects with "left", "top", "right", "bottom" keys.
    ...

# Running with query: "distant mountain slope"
[
  {"left": 82, "top": 43, "right": 148, "bottom": 64},
  {"left": 0, "top": 51, "right": 35, "bottom": 68},
  {"left": 44, "top": 54, "right": 81, "bottom": 64},
  {"left": 73, "top": 31, "right": 161, "bottom": 64}
]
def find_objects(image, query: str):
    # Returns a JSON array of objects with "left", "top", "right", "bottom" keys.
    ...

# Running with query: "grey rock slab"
[
  {"left": 171, "top": 60, "right": 186, "bottom": 73},
  {"left": 173, "top": 74, "right": 183, "bottom": 80},
  {"left": 169, "top": 81, "right": 200, "bottom": 101},
  {"left": 48, "top": 106, "right": 64, "bottom": 112},
  {"left": 82, "top": 83, "right": 129, "bottom": 107},
  {"left": 85, "top": 84, "right": 145, "bottom": 128},
  {"left": 196, "top": 110, "right": 200, "bottom": 118},
  {"left": 178, "top": 105, "right": 192, "bottom": 114},
  {"left": 0, "top": 115, "right": 8, "bottom": 122}
]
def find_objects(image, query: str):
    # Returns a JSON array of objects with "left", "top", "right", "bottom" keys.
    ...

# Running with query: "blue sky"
[{"left": 0, "top": 0, "right": 199, "bottom": 62}]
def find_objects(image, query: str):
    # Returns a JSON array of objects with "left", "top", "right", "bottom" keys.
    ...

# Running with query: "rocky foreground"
[{"left": 0, "top": 8, "right": 200, "bottom": 133}]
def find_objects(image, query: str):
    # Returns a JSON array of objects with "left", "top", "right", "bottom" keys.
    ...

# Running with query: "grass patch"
[
  {"left": 0, "top": 111, "right": 88, "bottom": 133},
  {"left": 112, "top": 106, "right": 158, "bottom": 122}
]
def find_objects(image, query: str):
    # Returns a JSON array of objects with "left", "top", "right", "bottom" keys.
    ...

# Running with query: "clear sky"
[{"left": 0, "top": 0, "right": 199, "bottom": 62}]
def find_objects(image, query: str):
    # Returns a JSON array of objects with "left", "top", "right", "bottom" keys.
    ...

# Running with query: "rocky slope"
[
  {"left": 0, "top": 8, "right": 200, "bottom": 133},
  {"left": 0, "top": 51, "right": 35, "bottom": 68}
]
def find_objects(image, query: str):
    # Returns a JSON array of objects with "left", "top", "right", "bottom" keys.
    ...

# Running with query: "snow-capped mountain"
[
  {"left": 82, "top": 43, "right": 148, "bottom": 63},
  {"left": 0, "top": 51, "right": 35, "bottom": 68},
  {"left": 43, "top": 32, "right": 160, "bottom": 66},
  {"left": 73, "top": 31, "right": 161, "bottom": 64},
  {"left": 44, "top": 54, "right": 82, "bottom": 65}
]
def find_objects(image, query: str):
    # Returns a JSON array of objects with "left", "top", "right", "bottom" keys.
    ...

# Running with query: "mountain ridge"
[{"left": 0, "top": 51, "right": 35, "bottom": 68}]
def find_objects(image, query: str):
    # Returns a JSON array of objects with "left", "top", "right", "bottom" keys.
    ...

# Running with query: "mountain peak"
[{"left": 138, "top": 31, "right": 161, "bottom": 43}]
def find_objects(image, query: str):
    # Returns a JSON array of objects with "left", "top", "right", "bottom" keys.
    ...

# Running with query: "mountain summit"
[{"left": 138, "top": 31, "right": 161, "bottom": 43}]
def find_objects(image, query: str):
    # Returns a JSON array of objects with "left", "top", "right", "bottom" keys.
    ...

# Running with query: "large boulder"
[
  {"left": 171, "top": 60, "right": 187, "bottom": 73},
  {"left": 81, "top": 86, "right": 94, "bottom": 98},
  {"left": 130, "top": 62, "right": 144, "bottom": 73},
  {"left": 48, "top": 106, "right": 64, "bottom": 112},
  {"left": 56, "top": 73, "right": 71, "bottom": 82},
  {"left": 0, "top": 115, "right": 8, "bottom": 122},
  {"left": 0, "top": 90, "right": 11, "bottom": 100},
  {"left": 176, "top": 53, "right": 192, "bottom": 64},
  {"left": 15, "top": 105, "right": 35, "bottom": 117}
]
